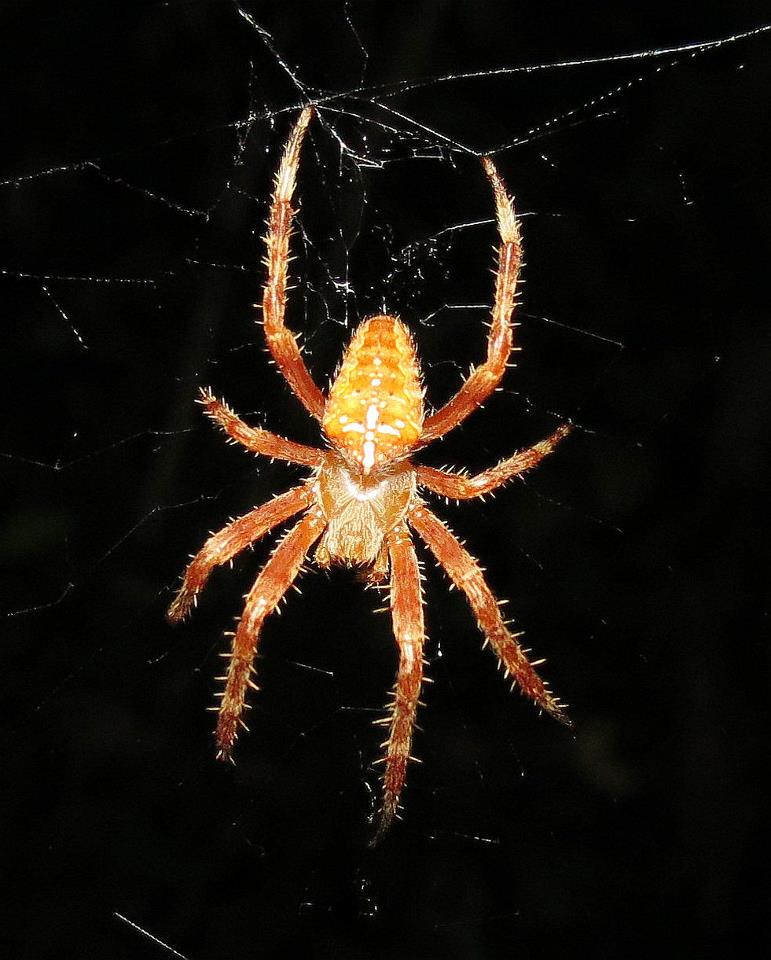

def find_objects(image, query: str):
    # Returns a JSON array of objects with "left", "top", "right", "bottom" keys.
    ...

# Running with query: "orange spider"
[{"left": 168, "top": 107, "right": 572, "bottom": 841}]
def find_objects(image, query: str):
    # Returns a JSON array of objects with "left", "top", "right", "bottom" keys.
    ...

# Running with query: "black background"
[{"left": 2, "top": 2, "right": 769, "bottom": 958}]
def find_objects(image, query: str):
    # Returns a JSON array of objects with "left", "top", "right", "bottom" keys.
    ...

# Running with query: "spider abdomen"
[{"left": 323, "top": 315, "right": 424, "bottom": 472}]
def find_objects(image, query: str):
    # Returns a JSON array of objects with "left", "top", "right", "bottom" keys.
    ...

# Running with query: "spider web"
[{"left": 3, "top": 3, "right": 769, "bottom": 957}]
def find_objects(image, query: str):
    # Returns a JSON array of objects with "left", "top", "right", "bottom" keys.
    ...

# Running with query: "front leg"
[
  {"left": 216, "top": 509, "right": 325, "bottom": 759},
  {"left": 409, "top": 504, "right": 568, "bottom": 724},
  {"left": 372, "top": 524, "right": 425, "bottom": 843},
  {"left": 416, "top": 423, "right": 571, "bottom": 500}
]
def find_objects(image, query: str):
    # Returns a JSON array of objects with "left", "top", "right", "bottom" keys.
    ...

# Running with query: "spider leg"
[
  {"left": 372, "top": 523, "right": 425, "bottom": 844},
  {"left": 216, "top": 509, "right": 325, "bottom": 760},
  {"left": 409, "top": 504, "right": 568, "bottom": 723},
  {"left": 166, "top": 483, "right": 315, "bottom": 623},
  {"left": 417, "top": 423, "right": 571, "bottom": 500},
  {"left": 420, "top": 156, "right": 521, "bottom": 445},
  {"left": 262, "top": 106, "right": 327, "bottom": 421},
  {"left": 198, "top": 388, "right": 324, "bottom": 467}
]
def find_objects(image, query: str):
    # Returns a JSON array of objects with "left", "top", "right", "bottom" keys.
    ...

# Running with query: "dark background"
[{"left": 2, "top": 2, "right": 769, "bottom": 958}]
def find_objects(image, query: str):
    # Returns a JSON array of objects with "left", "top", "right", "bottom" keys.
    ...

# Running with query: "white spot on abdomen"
[{"left": 365, "top": 404, "right": 380, "bottom": 430}]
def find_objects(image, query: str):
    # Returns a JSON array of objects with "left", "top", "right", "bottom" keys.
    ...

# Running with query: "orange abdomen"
[{"left": 323, "top": 315, "right": 424, "bottom": 472}]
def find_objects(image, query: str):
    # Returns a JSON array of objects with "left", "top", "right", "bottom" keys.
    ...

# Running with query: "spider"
[{"left": 167, "top": 106, "right": 572, "bottom": 841}]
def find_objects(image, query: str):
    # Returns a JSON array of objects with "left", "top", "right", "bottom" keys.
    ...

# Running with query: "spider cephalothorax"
[
  {"left": 168, "top": 107, "right": 572, "bottom": 841},
  {"left": 315, "top": 314, "right": 423, "bottom": 573}
]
